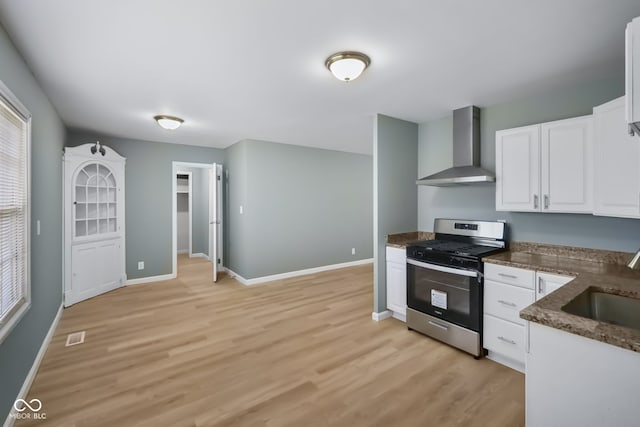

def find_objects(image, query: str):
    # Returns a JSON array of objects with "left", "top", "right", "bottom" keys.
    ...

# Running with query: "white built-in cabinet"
[
  {"left": 483, "top": 262, "right": 574, "bottom": 372},
  {"left": 385, "top": 246, "right": 406, "bottom": 321},
  {"left": 593, "top": 96, "right": 640, "bottom": 218},
  {"left": 496, "top": 116, "right": 594, "bottom": 214},
  {"left": 64, "top": 142, "right": 126, "bottom": 307}
]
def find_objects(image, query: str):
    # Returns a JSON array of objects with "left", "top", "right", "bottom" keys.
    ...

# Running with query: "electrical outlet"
[
  {"left": 239, "top": 205, "right": 244, "bottom": 215},
  {"left": 351, "top": 248, "right": 356, "bottom": 255},
  {"left": 138, "top": 261, "right": 144, "bottom": 270}
]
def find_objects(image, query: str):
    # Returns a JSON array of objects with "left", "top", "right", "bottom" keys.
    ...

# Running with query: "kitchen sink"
[{"left": 562, "top": 289, "right": 640, "bottom": 331}]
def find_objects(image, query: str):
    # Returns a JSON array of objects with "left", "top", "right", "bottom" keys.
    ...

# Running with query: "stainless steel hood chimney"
[{"left": 416, "top": 106, "right": 495, "bottom": 187}]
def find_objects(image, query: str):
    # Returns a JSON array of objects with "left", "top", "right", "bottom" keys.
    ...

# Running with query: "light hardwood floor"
[{"left": 17, "top": 255, "right": 524, "bottom": 426}]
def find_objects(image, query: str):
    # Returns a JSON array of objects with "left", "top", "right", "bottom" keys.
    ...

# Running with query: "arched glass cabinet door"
[{"left": 74, "top": 162, "right": 118, "bottom": 238}]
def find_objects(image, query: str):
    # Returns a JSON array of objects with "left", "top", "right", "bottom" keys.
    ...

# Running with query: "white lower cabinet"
[
  {"left": 483, "top": 264, "right": 535, "bottom": 372},
  {"left": 483, "top": 263, "right": 575, "bottom": 372},
  {"left": 527, "top": 322, "right": 640, "bottom": 427},
  {"left": 483, "top": 315, "right": 529, "bottom": 364},
  {"left": 386, "top": 246, "right": 406, "bottom": 321},
  {"left": 535, "top": 271, "right": 574, "bottom": 300}
]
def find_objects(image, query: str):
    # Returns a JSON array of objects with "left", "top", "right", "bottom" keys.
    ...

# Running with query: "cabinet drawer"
[
  {"left": 386, "top": 246, "right": 406, "bottom": 264},
  {"left": 483, "top": 315, "right": 527, "bottom": 364},
  {"left": 484, "top": 280, "right": 534, "bottom": 325},
  {"left": 484, "top": 263, "right": 535, "bottom": 289}
]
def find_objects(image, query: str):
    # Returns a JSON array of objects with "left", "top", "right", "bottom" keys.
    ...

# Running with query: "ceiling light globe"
[
  {"left": 154, "top": 115, "right": 184, "bottom": 130},
  {"left": 325, "top": 52, "right": 370, "bottom": 82}
]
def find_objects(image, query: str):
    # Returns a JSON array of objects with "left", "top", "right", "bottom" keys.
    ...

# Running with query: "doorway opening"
[{"left": 171, "top": 162, "right": 223, "bottom": 282}]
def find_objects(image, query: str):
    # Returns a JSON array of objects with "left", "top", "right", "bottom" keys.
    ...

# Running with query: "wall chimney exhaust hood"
[{"left": 416, "top": 106, "right": 495, "bottom": 187}]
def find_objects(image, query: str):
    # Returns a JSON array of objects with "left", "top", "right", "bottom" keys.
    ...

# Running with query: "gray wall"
[
  {"left": 418, "top": 74, "right": 640, "bottom": 252},
  {"left": 224, "top": 139, "right": 373, "bottom": 279},
  {"left": 224, "top": 140, "right": 249, "bottom": 276},
  {"left": 0, "top": 25, "right": 66, "bottom": 420},
  {"left": 374, "top": 115, "right": 418, "bottom": 313},
  {"left": 67, "top": 132, "right": 225, "bottom": 279}
]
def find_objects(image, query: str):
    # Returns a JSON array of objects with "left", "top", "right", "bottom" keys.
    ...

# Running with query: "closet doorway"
[
  {"left": 176, "top": 172, "right": 193, "bottom": 257},
  {"left": 171, "top": 162, "right": 223, "bottom": 282}
]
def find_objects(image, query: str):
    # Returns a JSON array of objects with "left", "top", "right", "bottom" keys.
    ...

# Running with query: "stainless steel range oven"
[{"left": 406, "top": 219, "right": 507, "bottom": 357}]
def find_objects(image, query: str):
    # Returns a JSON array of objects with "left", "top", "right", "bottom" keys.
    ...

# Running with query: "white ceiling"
[{"left": 1, "top": 1, "right": 640, "bottom": 155}]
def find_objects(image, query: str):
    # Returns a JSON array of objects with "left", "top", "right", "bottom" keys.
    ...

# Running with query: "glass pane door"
[{"left": 74, "top": 162, "right": 117, "bottom": 238}]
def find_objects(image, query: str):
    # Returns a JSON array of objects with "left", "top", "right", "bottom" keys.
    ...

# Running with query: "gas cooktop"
[{"left": 410, "top": 239, "right": 505, "bottom": 258}]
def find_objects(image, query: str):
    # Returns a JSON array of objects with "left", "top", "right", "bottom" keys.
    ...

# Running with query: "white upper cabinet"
[
  {"left": 496, "top": 125, "right": 540, "bottom": 212},
  {"left": 626, "top": 16, "right": 640, "bottom": 134},
  {"left": 541, "top": 116, "right": 594, "bottom": 213},
  {"left": 496, "top": 116, "right": 594, "bottom": 213},
  {"left": 594, "top": 96, "right": 640, "bottom": 218}
]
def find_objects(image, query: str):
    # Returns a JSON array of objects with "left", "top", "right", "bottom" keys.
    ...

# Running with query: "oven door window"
[{"left": 407, "top": 260, "right": 480, "bottom": 331}]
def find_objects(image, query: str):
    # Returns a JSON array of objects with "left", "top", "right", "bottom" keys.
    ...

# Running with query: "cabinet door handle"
[
  {"left": 498, "top": 300, "right": 517, "bottom": 308},
  {"left": 544, "top": 194, "right": 549, "bottom": 209},
  {"left": 498, "top": 336, "right": 517, "bottom": 345},
  {"left": 498, "top": 273, "right": 517, "bottom": 279},
  {"left": 428, "top": 321, "right": 449, "bottom": 331},
  {"left": 533, "top": 194, "right": 539, "bottom": 209},
  {"left": 538, "top": 276, "right": 543, "bottom": 294}
]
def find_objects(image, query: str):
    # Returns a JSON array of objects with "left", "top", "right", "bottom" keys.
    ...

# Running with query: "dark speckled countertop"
[
  {"left": 485, "top": 247, "right": 640, "bottom": 353},
  {"left": 385, "top": 231, "right": 435, "bottom": 248}
]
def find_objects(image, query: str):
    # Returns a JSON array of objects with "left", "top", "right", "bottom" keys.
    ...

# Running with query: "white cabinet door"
[
  {"left": 535, "top": 271, "right": 574, "bottom": 300},
  {"left": 496, "top": 125, "right": 541, "bottom": 212},
  {"left": 385, "top": 247, "right": 406, "bottom": 320},
  {"left": 69, "top": 237, "right": 123, "bottom": 306},
  {"left": 541, "top": 116, "right": 594, "bottom": 213},
  {"left": 386, "top": 261, "right": 406, "bottom": 318},
  {"left": 594, "top": 97, "right": 640, "bottom": 218}
]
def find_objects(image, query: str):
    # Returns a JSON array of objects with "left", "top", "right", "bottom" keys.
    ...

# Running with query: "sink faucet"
[{"left": 628, "top": 249, "right": 640, "bottom": 270}]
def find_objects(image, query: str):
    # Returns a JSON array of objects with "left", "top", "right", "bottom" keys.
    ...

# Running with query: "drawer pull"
[
  {"left": 498, "top": 273, "right": 517, "bottom": 279},
  {"left": 497, "top": 336, "right": 517, "bottom": 345},
  {"left": 428, "top": 321, "right": 449, "bottom": 331},
  {"left": 497, "top": 300, "right": 517, "bottom": 308}
]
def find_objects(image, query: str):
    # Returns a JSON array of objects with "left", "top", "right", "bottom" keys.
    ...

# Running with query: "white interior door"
[{"left": 209, "top": 163, "right": 219, "bottom": 282}]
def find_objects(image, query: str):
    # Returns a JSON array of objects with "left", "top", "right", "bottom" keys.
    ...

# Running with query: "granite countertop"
[
  {"left": 485, "top": 247, "right": 640, "bottom": 353},
  {"left": 386, "top": 231, "right": 434, "bottom": 248}
]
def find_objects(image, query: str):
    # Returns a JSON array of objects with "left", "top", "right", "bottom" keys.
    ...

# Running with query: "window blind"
[{"left": 0, "top": 87, "right": 30, "bottom": 337}]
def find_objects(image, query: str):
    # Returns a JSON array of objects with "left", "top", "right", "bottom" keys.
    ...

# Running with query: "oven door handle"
[{"left": 407, "top": 259, "right": 479, "bottom": 278}]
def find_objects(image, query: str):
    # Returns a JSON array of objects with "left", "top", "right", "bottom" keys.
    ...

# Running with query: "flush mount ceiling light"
[
  {"left": 325, "top": 51, "right": 370, "bottom": 82},
  {"left": 154, "top": 115, "right": 184, "bottom": 130}
]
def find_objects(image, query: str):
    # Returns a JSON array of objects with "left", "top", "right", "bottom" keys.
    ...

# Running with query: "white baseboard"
[
  {"left": 177, "top": 249, "right": 188, "bottom": 254},
  {"left": 391, "top": 312, "right": 406, "bottom": 323},
  {"left": 225, "top": 258, "right": 373, "bottom": 286},
  {"left": 371, "top": 310, "right": 393, "bottom": 321},
  {"left": 126, "top": 273, "right": 176, "bottom": 286},
  {"left": 486, "top": 351, "right": 525, "bottom": 373},
  {"left": 3, "top": 303, "right": 63, "bottom": 427},
  {"left": 190, "top": 253, "right": 209, "bottom": 260}
]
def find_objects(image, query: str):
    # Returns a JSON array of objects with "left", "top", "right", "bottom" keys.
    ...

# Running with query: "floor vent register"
[{"left": 65, "top": 331, "right": 86, "bottom": 347}]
